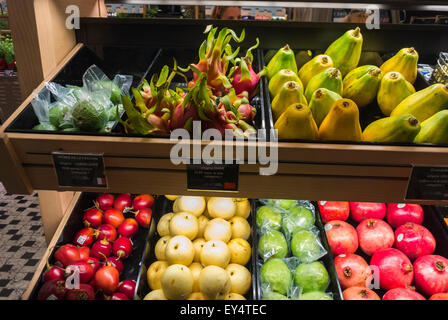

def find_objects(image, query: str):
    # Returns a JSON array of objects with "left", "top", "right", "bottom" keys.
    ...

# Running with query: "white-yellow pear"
[
  {"left": 197, "top": 215, "right": 209, "bottom": 238},
  {"left": 189, "top": 262, "right": 203, "bottom": 292},
  {"left": 187, "top": 292, "right": 206, "bottom": 300},
  {"left": 165, "top": 235, "right": 195, "bottom": 266},
  {"left": 227, "top": 238, "right": 252, "bottom": 265},
  {"left": 200, "top": 240, "right": 231, "bottom": 269},
  {"left": 229, "top": 216, "right": 251, "bottom": 240},
  {"left": 155, "top": 235, "right": 171, "bottom": 261},
  {"left": 161, "top": 264, "right": 193, "bottom": 300},
  {"left": 234, "top": 199, "right": 251, "bottom": 219},
  {"left": 207, "top": 197, "right": 237, "bottom": 220},
  {"left": 147, "top": 260, "right": 169, "bottom": 290},
  {"left": 226, "top": 264, "right": 252, "bottom": 295},
  {"left": 173, "top": 199, "right": 180, "bottom": 212},
  {"left": 175, "top": 196, "right": 206, "bottom": 217},
  {"left": 193, "top": 238, "right": 206, "bottom": 262},
  {"left": 169, "top": 212, "right": 198, "bottom": 240},
  {"left": 144, "top": 289, "right": 168, "bottom": 300},
  {"left": 225, "top": 293, "right": 246, "bottom": 300},
  {"left": 157, "top": 213, "right": 175, "bottom": 236},
  {"left": 199, "top": 265, "right": 231, "bottom": 300},
  {"left": 204, "top": 218, "right": 232, "bottom": 243},
  {"left": 165, "top": 195, "right": 180, "bottom": 201}
]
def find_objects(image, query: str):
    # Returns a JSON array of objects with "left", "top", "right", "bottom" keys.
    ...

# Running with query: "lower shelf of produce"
[{"left": 25, "top": 193, "right": 448, "bottom": 300}]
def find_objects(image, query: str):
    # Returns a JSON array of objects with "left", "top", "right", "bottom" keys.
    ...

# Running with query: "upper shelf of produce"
[{"left": 1, "top": 19, "right": 448, "bottom": 204}]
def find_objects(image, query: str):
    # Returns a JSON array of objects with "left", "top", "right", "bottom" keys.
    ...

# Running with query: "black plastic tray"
[
  {"left": 252, "top": 199, "right": 343, "bottom": 300},
  {"left": 5, "top": 45, "right": 158, "bottom": 136},
  {"left": 28, "top": 192, "right": 155, "bottom": 300},
  {"left": 116, "top": 48, "right": 269, "bottom": 140},
  {"left": 324, "top": 203, "right": 448, "bottom": 299},
  {"left": 137, "top": 196, "right": 258, "bottom": 300},
  {"left": 262, "top": 50, "right": 448, "bottom": 147}
]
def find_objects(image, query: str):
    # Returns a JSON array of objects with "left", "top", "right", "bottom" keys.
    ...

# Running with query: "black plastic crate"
[
  {"left": 261, "top": 50, "right": 448, "bottom": 147},
  {"left": 117, "top": 48, "right": 269, "bottom": 140},
  {"left": 5, "top": 45, "right": 158, "bottom": 136},
  {"left": 137, "top": 196, "right": 258, "bottom": 300},
  {"left": 252, "top": 199, "right": 343, "bottom": 300},
  {"left": 28, "top": 192, "right": 156, "bottom": 300}
]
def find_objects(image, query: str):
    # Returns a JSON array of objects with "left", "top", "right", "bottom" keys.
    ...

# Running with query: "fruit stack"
[
  {"left": 256, "top": 199, "right": 336, "bottom": 300},
  {"left": 320, "top": 201, "right": 448, "bottom": 300},
  {"left": 267, "top": 28, "right": 448, "bottom": 144},
  {"left": 36, "top": 193, "right": 154, "bottom": 300},
  {"left": 144, "top": 196, "right": 253, "bottom": 300}
]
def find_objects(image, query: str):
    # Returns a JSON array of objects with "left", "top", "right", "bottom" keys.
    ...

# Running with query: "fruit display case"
[
  {"left": 22, "top": 192, "right": 157, "bottom": 300},
  {"left": 253, "top": 199, "right": 343, "bottom": 300},
  {"left": 1, "top": 16, "right": 448, "bottom": 204}
]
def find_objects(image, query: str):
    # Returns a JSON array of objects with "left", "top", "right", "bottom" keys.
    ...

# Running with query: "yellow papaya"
[
  {"left": 380, "top": 47, "right": 419, "bottom": 84},
  {"left": 362, "top": 114, "right": 420, "bottom": 143},
  {"left": 268, "top": 69, "right": 303, "bottom": 98},
  {"left": 377, "top": 71, "right": 415, "bottom": 116},
  {"left": 318, "top": 98, "right": 362, "bottom": 141},
  {"left": 309, "top": 88, "right": 342, "bottom": 127},
  {"left": 271, "top": 81, "right": 307, "bottom": 121},
  {"left": 414, "top": 110, "right": 448, "bottom": 144},
  {"left": 274, "top": 103, "right": 318, "bottom": 140},
  {"left": 298, "top": 54, "right": 334, "bottom": 90},
  {"left": 390, "top": 83, "right": 448, "bottom": 122},
  {"left": 265, "top": 44, "right": 297, "bottom": 80},
  {"left": 304, "top": 68, "right": 343, "bottom": 103},
  {"left": 342, "top": 65, "right": 382, "bottom": 108},
  {"left": 324, "top": 27, "right": 363, "bottom": 77}
]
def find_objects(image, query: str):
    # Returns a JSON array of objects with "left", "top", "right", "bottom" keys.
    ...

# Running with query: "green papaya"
[
  {"left": 377, "top": 71, "right": 415, "bottom": 116},
  {"left": 358, "top": 51, "right": 383, "bottom": 67},
  {"left": 414, "top": 110, "right": 448, "bottom": 144},
  {"left": 324, "top": 27, "right": 363, "bottom": 77},
  {"left": 265, "top": 44, "right": 297, "bottom": 80},
  {"left": 304, "top": 68, "right": 343, "bottom": 103},
  {"left": 380, "top": 47, "right": 419, "bottom": 84},
  {"left": 342, "top": 65, "right": 382, "bottom": 108},
  {"left": 298, "top": 54, "right": 334, "bottom": 91},
  {"left": 390, "top": 83, "right": 448, "bottom": 122},
  {"left": 271, "top": 81, "right": 307, "bottom": 121},
  {"left": 269, "top": 69, "right": 303, "bottom": 99},
  {"left": 309, "top": 88, "right": 342, "bottom": 127},
  {"left": 362, "top": 114, "right": 421, "bottom": 143},
  {"left": 295, "top": 50, "right": 313, "bottom": 71}
]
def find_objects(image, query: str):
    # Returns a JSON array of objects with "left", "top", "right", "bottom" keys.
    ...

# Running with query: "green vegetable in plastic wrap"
[
  {"left": 282, "top": 205, "right": 315, "bottom": 235},
  {"left": 71, "top": 100, "right": 108, "bottom": 132},
  {"left": 258, "top": 230, "right": 288, "bottom": 260},
  {"left": 260, "top": 258, "right": 292, "bottom": 295},
  {"left": 291, "top": 229, "right": 326, "bottom": 263},
  {"left": 299, "top": 291, "right": 333, "bottom": 300},
  {"left": 294, "top": 261, "right": 329, "bottom": 293},
  {"left": 256, "top": 206, "right": 282, "bottom": 230},
  {"left": 32, "top": 123, "right": 57, "bottom": 131},
  {"left": 261, "top": 291, "right": 289, "bottom": 300}
]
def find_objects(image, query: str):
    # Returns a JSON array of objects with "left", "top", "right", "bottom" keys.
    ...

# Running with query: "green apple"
[
  {"left": 294, "top": 261, "right": 329, "bottom": 292},
  {"left": 260, "top": 258, "right": 292, "bottom": 295},
  {"left": 258, "top": 230, "right": 288, "bottom": 260},
  {"left": 256, "top": 206, "right": 282, "bottom": 230},
  {"left": 291, "top": 230, "right": 324, "bottom": 263},
  {"left": 299, "top": 291, "right": 333, "bottom": 300},
  {"left": 282, "top": 205, "right": 315, "bottom": 235},
  {"left": 270, "top": 199, "right": 298, "bottom": 210},
  {"left": 261, "top": 291, "right": 289, "bottom": 300}
]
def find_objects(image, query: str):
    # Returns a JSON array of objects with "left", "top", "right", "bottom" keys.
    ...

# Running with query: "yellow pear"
[
  {"left": 144, "top": 289, "right": 168, "bottom": 300},
  {"left": 157, "top": 213, "right": 175, "bottom": 237},
  {"left": 154, "top": 235, "right": 171, "bottom": 261},
  {"left": 200, "top": 240, "right": 231, "bottom": 269},
  {"left": 204, "top": 218, "right": 232, "bottom": 243},
  {"left": 169, "top": 212, "right": 198, "bottom": 240},
  {"left": 226, "top": 264, "right": 252, "bottom": 295},
  {"left": 161, "top": 264, "right": 193, "bottom": 300},
  {"left": 229, "top": 216, "right": 251, "bottom": 240},
  {"left": 189, "top": 262, "right": 203, "bottom": 292},
  {"left": 165, "top": 235, "right": 195, "bottom": 266},
  {"left": 227, "top": 238, "right": 252, "bottom": 265},
  {"left": 147, "top": 260, "right": 169, "bottom": 290}
]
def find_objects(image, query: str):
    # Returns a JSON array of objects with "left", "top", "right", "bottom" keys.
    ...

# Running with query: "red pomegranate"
[
  {"left": 342, "top": 286, "right": 380, "bottom": 300},
  {"left": 370, "top": 248, "right": 414, "bottom": 290},
  {"left": 383, "top": 287, "right": 426, "bottom": 300},
  {"left": 429, "top": 293, "right": 448, "bottom": 300},
  {"left": 325, "top": 220, "right": 358, "bottom": 255},
  {"left": 334, "top": 254, "right": 372, "bottom": 289},
  {"left": 413, "top": 255, "right": 448, "bottom": 296},
  {"left": 385, "top": 204, "right": 424, "bottom": 228},
  {"left": 349, "top": 202, "right": 386, "bottom": 223},
  {"left": 394, "top": 223, "right": 436, "bottom": 260},
  {"left": 318, "top": 201, "right": 350, "bottom": 223},
  {"left": 356, "top": 219, "right": 394, "bottom": 256}
]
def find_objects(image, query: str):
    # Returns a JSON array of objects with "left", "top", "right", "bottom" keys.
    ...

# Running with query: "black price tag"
[
  {"left": 187, "top": 162, "right": 239, "bottom": 191},
  {"left": 406, "top": 166, "right": 448, "bottom": 200},
  {"left": 52, "top": 152, "right": 107, "bottom": 188}
]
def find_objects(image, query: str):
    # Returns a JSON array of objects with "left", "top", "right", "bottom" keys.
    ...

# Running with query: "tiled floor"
[{"left": 0, "top": 183, "right": 46, "bottom": 300}]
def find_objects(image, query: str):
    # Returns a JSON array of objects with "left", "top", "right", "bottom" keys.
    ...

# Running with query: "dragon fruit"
[{"left": 231, "top": 38, "right": 261, "bottom": 98}]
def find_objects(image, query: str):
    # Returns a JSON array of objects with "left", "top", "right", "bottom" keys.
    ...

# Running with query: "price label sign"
[
  {"left": 52, "top": 152, "right": 107, "bottom": 188},
  {"left": 405, "top": 166, "right": 448, "bottom": 200},
  {"left": 187, "top": 162, "right": 239, "bottom": 191}
]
